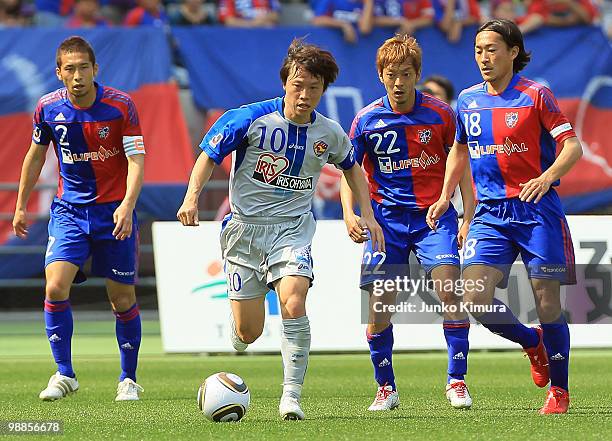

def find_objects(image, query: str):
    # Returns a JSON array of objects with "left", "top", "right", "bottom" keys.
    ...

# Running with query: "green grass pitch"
[{"left": 1, "top": 319, "right": 611, "bottom": 440}]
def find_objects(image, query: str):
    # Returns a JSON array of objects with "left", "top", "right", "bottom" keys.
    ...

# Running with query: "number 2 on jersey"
[
  {"left": 369, "top": 131, "right": 399, "bottom": 155},
  {"left": 55, "top": 125, "right": 69, "bottom": 146}
]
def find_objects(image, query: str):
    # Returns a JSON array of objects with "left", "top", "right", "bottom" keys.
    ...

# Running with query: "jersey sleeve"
[
  {"left": 32, "top": 100, "right": 52, "bottom": 146},
  {"left": 349, "top": 114, "right": 367, "bottom": 165},
  {"left": 122, "top": 97, "right": 146, "bottom": 157},
  {"left": 328, "top": 128, "right": 355, "bottom": 170},
  {"left": 200, "top": 107, "right": 253, "bottom": 165},
  {"left": 444, "top": 107, "right": 457, "bottom": 149},
  {"left": 454, "top": 99, "right": 468, "bottom": 145},
  {"left": 535, "top": 86, "right": 576, "bottom": 144}
]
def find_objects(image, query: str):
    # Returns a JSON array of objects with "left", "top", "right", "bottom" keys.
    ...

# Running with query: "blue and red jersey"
[
  {"left": 350, "top": 90, "right": 456, "bottom": 210},
  {"left": 32, "top": 83, "right": 145, "bottom": 205},
  {"left": 455, "top": 74, "right": 576, "bottom": 202},
  {"left": 219, "top": 0, "right": 280, "bottom": 21}
]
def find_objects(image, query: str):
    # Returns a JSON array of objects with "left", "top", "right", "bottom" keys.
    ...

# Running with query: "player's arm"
[
  {"left": 340, "top": 174, "right": 366, "bottom": 244},
  {"left": 519, "top": 137, "right": 582, "bottom": 203},
  {"left": 457, "top": 163, "right": 474, "bottom": 249},
  {"left": 177, "top": 151, "right": 216, "bottom": 226},
  {"left": 13, "top": 141, "right": 49, "bottom": 239},
  {"left": 426, "top": 141, "right": 469, "bottom": 230},
  {"left": 178, "top": 107, "right": 252, "bottom": 226},
  {"left": 519, "top": 86, "right": 584, "bottom": 203},
  {"left": 113, "top": 153, "right": 144, "bottom": 240},
  {"left": 342, "top": 164, "right": 385, "bottom": 252}
]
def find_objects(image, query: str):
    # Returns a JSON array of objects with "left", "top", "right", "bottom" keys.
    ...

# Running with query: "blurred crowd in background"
[{"left": 0, "top": 0, "right": 610, "bottom": 41}]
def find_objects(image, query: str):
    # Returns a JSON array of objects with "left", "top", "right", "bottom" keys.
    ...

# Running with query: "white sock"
[{"left": 280, "top": 315, "right": 311, "bottom": 399}]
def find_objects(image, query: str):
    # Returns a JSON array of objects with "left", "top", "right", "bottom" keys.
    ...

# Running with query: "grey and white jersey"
[{"left": 201, "top": 97, "right": 355, "bottom": 218}]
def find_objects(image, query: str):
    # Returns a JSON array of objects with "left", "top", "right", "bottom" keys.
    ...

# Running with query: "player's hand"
[
  {"left": 112, "top": 203, "right": 134, "bottom": 240},
  {"left": 343, "top": 211, "right": 368, "bottom": 243},
  {"left": 519, "top": 174, "right": 553, "bottom": 203},
  {"left": 426, "top": 199, "right": 449, "bottom": 231},
  {"left": 177, "top": 200, "right": 199, "bottom": 226},
  {"left": 457, "top": 218, "right": 471, "bottom": 249},
  {"left": 12, "top": 209, "right": 28, "bottom": 239},
  {"left": 360, "top": 213, "right": 385, "bottom": 252},
  {"left": 342, "top": 23, "right": 358, "bottom": 44}
]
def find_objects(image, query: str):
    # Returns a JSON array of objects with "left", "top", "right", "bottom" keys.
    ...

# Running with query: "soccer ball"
[{"left": 197, "top": 372, "right": 250, "bottom": 422}]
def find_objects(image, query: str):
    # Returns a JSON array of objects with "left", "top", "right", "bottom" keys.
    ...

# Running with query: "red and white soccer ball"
[{"left": 197, "top": 372, "right": 251, "bottom": 422}]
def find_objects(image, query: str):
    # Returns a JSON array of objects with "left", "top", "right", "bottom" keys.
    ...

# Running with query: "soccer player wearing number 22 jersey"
[
  {"left": 428, "top": 19, "right": 583, "bottom": 414},
  {"left": 341, "top": 34, "right": 476, "bottom": 411}
]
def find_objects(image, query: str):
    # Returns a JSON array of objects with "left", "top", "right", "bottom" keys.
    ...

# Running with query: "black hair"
[{"left": 476, "top": 19, "right": 531, "bottom": 73}]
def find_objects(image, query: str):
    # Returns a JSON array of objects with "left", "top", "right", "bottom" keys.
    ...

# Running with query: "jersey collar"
[
  {"left": 483, "top": 74, "right": 520, "bottom": 96},
  {"left": 382, "top": 89, "right": 422, "bottom": 114}
]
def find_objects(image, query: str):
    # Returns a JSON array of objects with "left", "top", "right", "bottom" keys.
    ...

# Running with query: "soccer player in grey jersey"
[{"left": 177, "top": 39, "right": 384, "bottom": 420}]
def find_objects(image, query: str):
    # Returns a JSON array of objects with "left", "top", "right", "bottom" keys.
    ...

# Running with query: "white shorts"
[{"left": 220, "top": 212, "right": 315, "bottom": 300}]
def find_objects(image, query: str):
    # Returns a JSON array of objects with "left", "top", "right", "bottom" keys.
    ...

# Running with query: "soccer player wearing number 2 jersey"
[
  {"left": 428, "top": 19, "right": 583, "bottom": 414},
  {"left": 13, "top": 36, "right": 146, "bottom": 402}
]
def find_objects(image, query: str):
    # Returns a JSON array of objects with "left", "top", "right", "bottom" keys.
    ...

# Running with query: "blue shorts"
[
  {"left": 45, "top": 198, "right": 139, "bottom": 285},
  {"left": 360, "top": 202, "right": 460, "bottom": 288},
  {"left": 463, "top": 191, "right": 576, "bottom": 288}
]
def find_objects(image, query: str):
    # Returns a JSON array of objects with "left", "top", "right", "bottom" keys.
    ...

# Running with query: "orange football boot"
[
  {"left": 539, "top": 386, "right": 570, "bottom": 414},
  {"left": 524, "top": 326, "right": 550, "bottom": 387}
]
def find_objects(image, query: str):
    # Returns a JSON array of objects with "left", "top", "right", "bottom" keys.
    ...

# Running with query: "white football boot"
[
  {"left": 229, "top": 313, "right": 248, "bottom": 352},
  {"left": 39, "top": 372, "right": 79, "bottom": 401},
  {"left": 279, "top": 393, "right": 305, "bottom": 420},
  {"left": 115, "top": 378, "right": 144, "bottom": 401},
  {"left": 368, "top": 384, "right": 400, "bottom": 411},
  {"left": 445, "top": 379, "right": 472, "bottom": 409}
]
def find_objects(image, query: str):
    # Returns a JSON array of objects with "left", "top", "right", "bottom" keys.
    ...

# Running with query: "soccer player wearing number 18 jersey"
[{"left": 428, "top": 19, "right": 583, "bottom": 414}]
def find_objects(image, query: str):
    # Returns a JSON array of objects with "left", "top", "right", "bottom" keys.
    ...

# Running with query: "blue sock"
[
  {"left": 114, "top": 303, "right": 141, "bottom": 382},
  {"left": 443, "top": 319, "right": 470, "bottom": 383},
  {"left": 541, "top": 314, "right": 570, "bottom": 391},
  {"left": 476, "top": 298, "right": 539, "bottom": 349},
  {"left": 367, "top": 324, "right": 395, "bottom": 390},
  {"left": 44, "top": 299, "right": 75, "bottom": 378}
]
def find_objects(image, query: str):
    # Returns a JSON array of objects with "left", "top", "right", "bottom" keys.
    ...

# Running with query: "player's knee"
[
  {"left": 535, "top": 297, "right": 561, "bottom": 322},
  {"left": 107, "top": 287, "right": 136, "bottom": 312},
  {"left": 437, "top": 290, "right": 459, "bottom": 306},
  {"left": 111, "top": 298, "right": 136, "bottom": 314},
  {"left": 45, "top": 280, "right": 70, "bottom": 301},
  {"left": 281, "top": 296, "right": 306, "bottom": 318}
]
